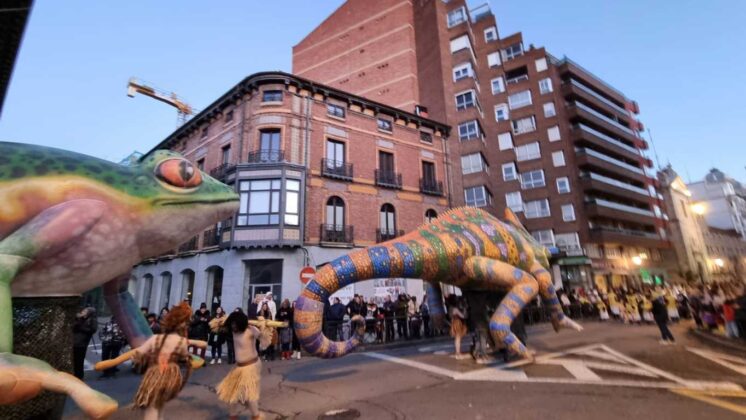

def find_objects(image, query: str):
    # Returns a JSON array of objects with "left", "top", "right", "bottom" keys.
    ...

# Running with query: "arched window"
[
  {"left": 180, "top": 269, "right": 195, "bottom": 305},
  {"left": 326, "top": 196, "right": 345, "bottom": 230},
  {"left": 159, "top": 272, "right": 172, "bottom": 311},
  {"left": 380, "top": 204, "right": 396, "bottom": 240},
  {"left": 425, "top": 209, "right": 438, "bottom": 223},
  {"left": 205, "top": 266, "right": 224, "bottom": 313},
  {"left": 141, "top": 274, "right": 154, "bottom": 310}
]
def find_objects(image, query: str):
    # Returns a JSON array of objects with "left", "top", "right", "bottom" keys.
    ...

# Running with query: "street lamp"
[
  {"left": 632, "top": 256, "right": 643, "bottom": 266},
  {"left": 714, "top": 258, "right": 725, "bottom": 268}
]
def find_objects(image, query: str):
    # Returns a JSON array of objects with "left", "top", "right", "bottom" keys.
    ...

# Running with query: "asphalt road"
[{"left": 63, "top": 321, "right": 746, "bottom": 419}]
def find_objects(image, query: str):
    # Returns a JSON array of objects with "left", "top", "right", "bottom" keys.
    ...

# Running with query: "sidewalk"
[{"left": 688, "top": 327, "right": 746, "bottom": 354}]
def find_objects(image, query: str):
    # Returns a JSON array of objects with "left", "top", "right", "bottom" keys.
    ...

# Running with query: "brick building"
[
  {"left": 293, "top": 0, "right": 669, "bottom": 292},
  {"left": 130, "top": 71, "right": 450, "bottom": 313}
]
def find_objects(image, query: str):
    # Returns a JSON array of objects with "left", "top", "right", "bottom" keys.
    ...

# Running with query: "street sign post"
[{"left": 300, "top": 266, "right": 315, "bottom": 285}]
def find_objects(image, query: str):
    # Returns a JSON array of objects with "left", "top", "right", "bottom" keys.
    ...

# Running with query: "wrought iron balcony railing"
[
  {"left": 376, "top": 228, "right": 404, "bottom": 243},
  {"left": 247, "top": 149, "right": 284, "bottom": 163},
  {"left": 203, "top": 228, "right": 220, "bottom": 247},
  {"left": 177, "top": 236, "right": 198, "bottom": 253},
  {"left": 320, "top": 224, "right": 354, "bottom": 244},
  {"left": 419, "top": 178, "right": 444, "bottom": 196},
  {"left": 375, "top": 169, "right": 402, "bottom": 189},
  {"left": 209, "top": 163, "right": 234, "bottom": 180},
  {"left": 321, "top": 159, "right": 354, "bottom": 180}
]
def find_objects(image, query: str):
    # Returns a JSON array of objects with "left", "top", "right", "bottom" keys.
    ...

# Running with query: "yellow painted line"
[{"left": 671, "top": 388, "right": 746, "bottom": 416}]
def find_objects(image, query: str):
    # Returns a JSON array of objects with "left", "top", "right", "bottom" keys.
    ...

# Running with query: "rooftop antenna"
[{"left": 646, "top": 128, "right": 661, "bottom": 169}]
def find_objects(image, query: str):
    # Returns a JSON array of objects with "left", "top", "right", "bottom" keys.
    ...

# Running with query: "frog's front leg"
[{"left": 103, "top": 274, "right": 153, "bottom": 348}]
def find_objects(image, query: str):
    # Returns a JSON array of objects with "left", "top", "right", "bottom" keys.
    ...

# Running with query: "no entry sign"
[{"left": 300, "top": 266, "right": 315, "bottom": 284}]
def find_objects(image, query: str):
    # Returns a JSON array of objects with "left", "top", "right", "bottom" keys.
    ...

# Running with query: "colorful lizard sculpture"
[
  {"left": 0, "top": 141, "right": 239, "bottom": 418},
  {"left": 295, "top": 207, "right": 583, "bottom": 359}
]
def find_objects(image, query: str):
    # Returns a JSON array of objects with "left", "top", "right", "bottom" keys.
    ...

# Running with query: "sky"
[{"left": 1, "top": 0, "right": 744, "bottom": 181}]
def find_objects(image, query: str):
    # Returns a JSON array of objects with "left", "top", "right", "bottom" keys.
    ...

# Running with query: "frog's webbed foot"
[{"left": 0, "top": 353, "right": 117, "bottom": 419}]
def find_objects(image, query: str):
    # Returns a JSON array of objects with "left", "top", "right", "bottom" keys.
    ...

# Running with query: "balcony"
[
  {"left": 420, "top": 178, "right": 444, "bottom": 196},
  {"left": 321, "top": 159, "right": 354, "bottom": 181},
  {"left": 247, "top": 149, "right": 285, "bottom": 164},
  {"left": 579, "top": 172, "right": 651, "bottom": 204},
  {"left": 589, "top": 227, "right": 667, "bottom": 248},
  {"left": 375, "top": 169, "right": 403, "bottom": 189},
  {"left": 555, "top": 56, "right": 630, "bottom": 107},
  {"left": 585, "top": 198, "right": 656, "bottom": 225},
  {"left": 469, "top": 3, "right": 492, "bottom": 23},
  {"left": 377, "top": 228, "right": 405, "bottom": 243},
  {"left": 562, "top": 79, "right": 629, "bottom": 120},
  {"left": 566, "top": 103, "right": 638, "bottom": 143},
  {"left": 575, "top": 148, "right": 647, "bottom": 184},
  {"left": 203, "top": 228, "right": 221, "bottom": 248},
  {"left": 572, "top": 124, "right": 641, "bottom": 161},
  {"left": 320, "top": 224, "right": 354, "bottom": 245},
  {"left": 209, "top": 163, "right": 234, "bottom": 181},
  {"left": 177, "top": 236, "right": 198, "bottom": 254}
]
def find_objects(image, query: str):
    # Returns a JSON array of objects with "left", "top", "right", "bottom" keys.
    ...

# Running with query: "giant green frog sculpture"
[{"left": 0, "top": 141, "right": 239, "bottom": 418}]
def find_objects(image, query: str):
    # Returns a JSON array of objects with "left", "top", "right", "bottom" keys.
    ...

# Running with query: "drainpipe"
[
  {"left": 301, "top": 91, "right": 313, "bottom": 268},
  {"left": 441, "top": 132, "right": 453, "bottom": 208},
  {"left": 237, "top": 90, "right": 248, "bottom": 163}
]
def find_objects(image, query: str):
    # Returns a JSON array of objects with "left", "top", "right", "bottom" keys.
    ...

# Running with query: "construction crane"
[{"left": 127, "top": 77, "right": 196, "bottom": 126}]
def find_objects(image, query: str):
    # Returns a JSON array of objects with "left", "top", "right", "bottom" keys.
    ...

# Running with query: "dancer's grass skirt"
[
  {"left": 134, "top": 363, "right": 185, "bottom": 409},
  {"left": 216, "top": 361, "right": 262, "bottom": 404}
]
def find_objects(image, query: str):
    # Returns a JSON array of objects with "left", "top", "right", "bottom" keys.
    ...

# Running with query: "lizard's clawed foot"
[
  {"left": 554, "top": 315, "right": 583, "bottom": 332},
  {"left": 0, "top": 353, "right": 117, "bottom": 419}
]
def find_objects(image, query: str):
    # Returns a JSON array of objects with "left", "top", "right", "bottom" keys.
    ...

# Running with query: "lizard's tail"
[{"left": 294, "top": 248, "right": 377, "bottom": 358}]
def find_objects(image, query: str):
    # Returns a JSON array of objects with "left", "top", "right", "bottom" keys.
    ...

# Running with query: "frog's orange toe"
[{"left": 0, "top": 370, "right": 42, "bottom": 405}]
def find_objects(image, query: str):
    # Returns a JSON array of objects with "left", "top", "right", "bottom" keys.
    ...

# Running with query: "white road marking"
[
  {"left": 363, "top": 343, "right": 742, "bottom": 391},
  {"left": 687, "top": 347, "right": 746, "bottom": 376}
]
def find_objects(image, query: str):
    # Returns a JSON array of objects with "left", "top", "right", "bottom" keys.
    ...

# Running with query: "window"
[
  {"left": 524, "top": 199, "right": 550, "bottom": 219},
  {"left": 378, "top": 151, "right": 395, "bottom": 175},
  {"left": 377, "top": 118, "right": 393, "bottom": 132},
  {"left": 539, "top": 78, "right": 553, "bottom": 94},
  {"left": 420, "top": 131, "right": 433, "bottom": 143},
  {"left": 455, "top": 90, "right": 476, "bottom": 110},
  {"left": 196, "top": 158, "right": 205, "bottom": 171},
  {"left": 326, "top": 196, "right": 345, "bottom": 229},
  {"left": 221, "top": 145, "right": 231, "bottom": 165},
  {"left": 555, "top": 233, "right": 580, "bottom": 253},
  {"left": 497, "top": 132, "right": 513, "bottom": 150},
  {"left": 450, "top": 34, "right": 471, "bottom": 53},
  {"left": 425, "top": 209, "right": 438, "bottom": 223},
  {"left": 325, "top": 139, "right": 346, "bottom": 173},
  {"left": 447, "top": 7, "right": 466, "bottom": 27},
  {"left": 491, "top": 77, "right": 505, "bottom": 94},
  {"left": 561, "top": 204, "right": 576, "bottom": 222},
  {"left": 502, "top": 43, "right": 523, "bottom": 61},
  {"left": 465, "top": 186, "right": 491, "bottom": 207},
  {"left": 285, "top": 179, "right": 300, "bottom": 225},
  {"left": 484, "top": 27, "right": 497, "bottom": 42},
  {"left": 506, "top": 191, "right": 523, "bottom": 212},
  {"left": 547, "top": 125, "right": 561, "bottom": 142},
  {"left": 505, "top": 66, "right": 528, "bottom": 85},
  {"left": 225, "top": 110, "right": 234, "bottom": 122},
  {"left": 201, "top": 127, "right": 208, "bottom": 138},
  {"left": 535, "top": 58, "right": 548, "bottom": 72},
  {"left": 552, "top": 151, "right": 565, "bottom": 167},
  {"left": 258, "top": 129, "right": 281, "bottom": 162},
  {"left": 453, "top": 62, "right": 473, "bottom": 81},
  {"left": 501, "top": 162, "right": 517, "bottom": 181},
  {"left": 380, "top": 204, "right": 397, "bottom": 235},
  {"left": 556, "top": 177, "right": 571, "bottom": 194},
  {"left": 520, "top": 169, "right": 545, "bottom": 189},
  {"left": 680, "top": 199, "right": 688, "bottom": 218},
  {"left": 422, "top": 161, "right": 436, "bottom": 185},
  {"left": 461, "top": 153, "right": 486, "bottom": 174},
  {"left": 327, "top": 103, "right": 346, "bottom": 119},
  {"left": 237, "top": 179, "right": 282, "bottom": 226},
  {"left": 487, "top": 52, "right": 501, "bottom": 68},
  {"left": 262, "top": 90, "right": 282, "bottom": 102},
  {"left": 458, "top": 120, "right": 480, "bottom": 141},
  {"left": 543, "top": 102, "right": 556, "bottom": 118},
  {"left": 531, "top": 230, "right": 555, "bottom": 247},
  {"left": 512, "top": 116, "right": 536, "bottom": 135},
  {"left": 494, "top": 103, "right": 509, "bottom": 122},
  {"left": 508, "top": 90, "right": 532, "bottom": 109}
]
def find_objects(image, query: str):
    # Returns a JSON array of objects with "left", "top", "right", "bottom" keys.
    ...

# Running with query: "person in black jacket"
[
  {"left": 72, "top": 307, "right": 97, "bottom": 379},
  {"left": 190, "top": 302, "right": 210, "bottom": 358},
  {"left": 395, "top": 294, "right": 409, "bottom": 339},
  {"left": 652, "top": 295, "right": 675, "bottom": 344},
  {"left": 382, "top": 295, "right": 396, "bottom": 342},
  {"left": 327, "top": 298, "right": 346, "bottom": 340}
]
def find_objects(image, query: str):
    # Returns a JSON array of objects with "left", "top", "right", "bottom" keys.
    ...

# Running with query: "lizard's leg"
[
  {"left": 463, "top": 256, "right": 539, "bottom": 359},
  {"left": 530, "top": 262, "right": 583, "bottom": 332}
]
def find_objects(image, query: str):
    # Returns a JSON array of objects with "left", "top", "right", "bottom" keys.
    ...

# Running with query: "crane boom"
[{"left": 127, "top": 77, "right": 195, "bottom": 125}]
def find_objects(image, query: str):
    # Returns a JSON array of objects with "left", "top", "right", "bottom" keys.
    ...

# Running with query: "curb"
[
  {"left": 688, "top": 327, "right": 746, "bottom": 353},
  {"left": 356, "top": 335, "right": 452, "bottom": 353}
]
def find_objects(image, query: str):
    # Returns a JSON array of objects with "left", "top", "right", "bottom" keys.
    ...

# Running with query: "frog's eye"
[{"left": 155, "top": 158, "right": 202, "bottom": 189}]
